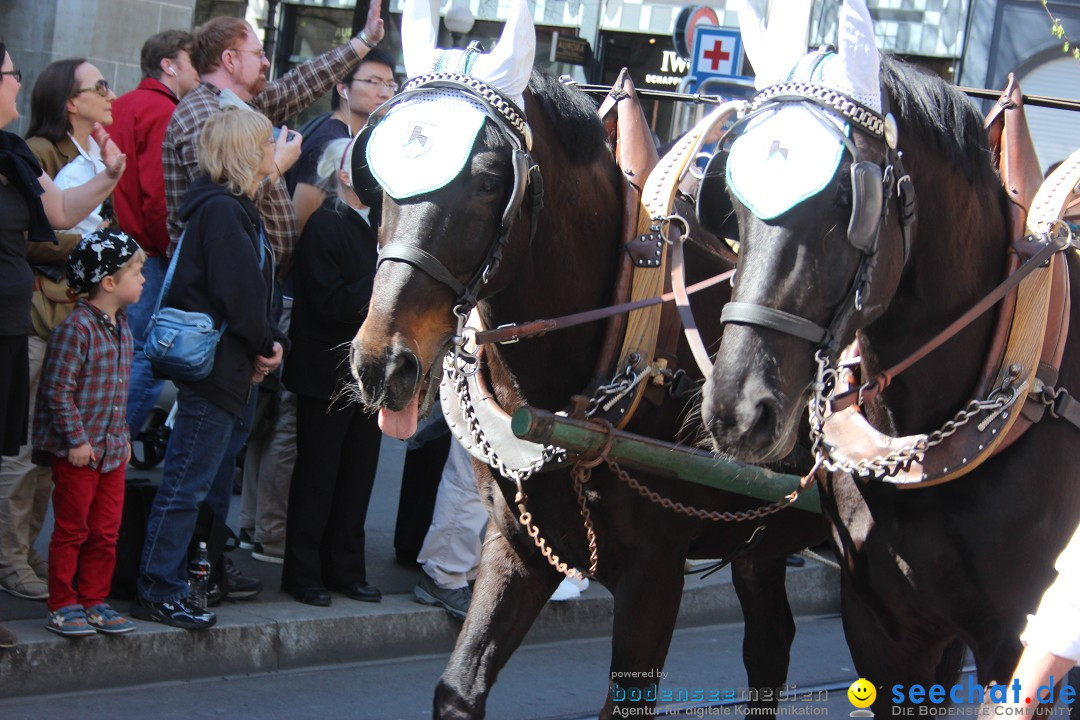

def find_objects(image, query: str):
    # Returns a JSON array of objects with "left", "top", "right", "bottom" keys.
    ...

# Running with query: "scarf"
[{"left": 0, "top": 130, "right": 57, "bottom": 245}]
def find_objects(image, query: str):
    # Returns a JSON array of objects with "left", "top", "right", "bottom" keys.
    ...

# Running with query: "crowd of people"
[{"left": 0, "top": 1, "right": 535, "bottom": 647}]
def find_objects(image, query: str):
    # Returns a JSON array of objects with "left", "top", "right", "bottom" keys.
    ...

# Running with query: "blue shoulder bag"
[{"left": 144, "top": 227, "right": 265, "bottom": 381}]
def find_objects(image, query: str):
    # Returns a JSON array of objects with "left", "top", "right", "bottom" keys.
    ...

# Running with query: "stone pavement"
[{"left": 0, "top": 438, "right": 841, "bottom": 699}]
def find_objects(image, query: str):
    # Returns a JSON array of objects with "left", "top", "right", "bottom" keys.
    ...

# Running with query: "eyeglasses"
[
  {"left": 74, "top": 79, "right": 110, "bottom": 98},
  {"left": 0, "top": 69, "right": 21, "bottom": 83},
  {"left": 231, "top": 47, "right": 268, "bottom": 60},
  {"left": 351, "top": 77, "right": 398, "bottom": 92}
]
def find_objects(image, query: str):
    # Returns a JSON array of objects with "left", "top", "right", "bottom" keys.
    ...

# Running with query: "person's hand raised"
[
  {"left": 273, "top": 126, "right": 303, "bottom": 175},
  {"left": 360, "top": 1, "right": 385, "bottom": 46},
  {"left": 92, "top": 122, "right": 126, "bottom": 179}
]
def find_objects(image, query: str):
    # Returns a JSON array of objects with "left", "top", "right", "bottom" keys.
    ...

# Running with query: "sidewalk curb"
[{"left": 0, "top": 563, "right": 839, "bottom": 699}]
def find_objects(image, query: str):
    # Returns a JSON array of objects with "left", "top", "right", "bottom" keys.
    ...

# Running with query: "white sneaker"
[
  {"left": 549, "top": 577, "right": 581, "bottom": 602},
  {"left": 567, "top": 574, "right": 590, "bottom": 593}
]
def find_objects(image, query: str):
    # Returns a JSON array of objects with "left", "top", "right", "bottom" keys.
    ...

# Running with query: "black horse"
[
  {"left": 699, "top": 52, "right": 1080, "bottom": 710},
  {"left": 351, "top": 69, "right": 826, "bottom": 718}
]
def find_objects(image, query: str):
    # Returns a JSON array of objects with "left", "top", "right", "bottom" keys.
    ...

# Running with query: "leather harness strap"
[{"left": 642, "top": 102, "right": 747, "bottom": 378}]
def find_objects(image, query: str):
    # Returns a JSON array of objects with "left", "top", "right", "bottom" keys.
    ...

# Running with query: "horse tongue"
[{"left": 378, "top": 391, "right": 420, "bottom": 439}]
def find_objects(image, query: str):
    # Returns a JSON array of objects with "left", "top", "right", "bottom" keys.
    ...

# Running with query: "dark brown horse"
[
  {"left": 351, "top": 69, "right": 826, "bottom": 718},
  {"left": 698, "top": 50, "right": 1080, "bottom": 710}
]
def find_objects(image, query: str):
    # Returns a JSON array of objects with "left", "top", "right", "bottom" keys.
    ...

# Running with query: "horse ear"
[
  {"left": 401, "top": 0, "right": 440, "bottom": 80},
  {"left": 473, "top": 0, "right": 535, "bottom": 108},
  {"left": 836, "top": 0, "right": 881, "bottom": 112},
  {"left": 735, "top": 0, "right": 809, "bottom": 90}
]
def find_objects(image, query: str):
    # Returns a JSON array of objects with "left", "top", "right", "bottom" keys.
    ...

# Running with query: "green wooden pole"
[{"left": 511, "top": 407, "right": 820, "bottom": 513}]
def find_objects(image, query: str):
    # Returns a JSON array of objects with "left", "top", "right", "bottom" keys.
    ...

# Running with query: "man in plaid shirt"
[{"left": 163, "top": 2, "right": 385, "bottom": 278}]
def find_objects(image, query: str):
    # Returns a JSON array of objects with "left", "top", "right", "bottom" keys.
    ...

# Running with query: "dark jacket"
[
  {"left": 285, "top": 199, "right": 378, "bottom": 401},
  {"left": 167, "top": 175, "right": 283, "bottom": 415}
]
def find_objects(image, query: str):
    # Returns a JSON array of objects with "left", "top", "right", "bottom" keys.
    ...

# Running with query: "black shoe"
[
  {"left": 130, "top": 596, "right": 216, "bottom": 630},
  {"left": 223, "top": 557, "right": 262, "bottom": 600},
  {"left": 286, "top": 586, "right": 331, "bottom": 607},
  {"left": 330, "top": 582, "right": 382, "bottom": 603},
  {"left": 207, "top": 582, "right": 224, "bottom": 607}
]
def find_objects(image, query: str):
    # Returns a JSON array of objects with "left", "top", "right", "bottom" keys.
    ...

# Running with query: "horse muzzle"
[{"left": 350, "top": 333, "right": 435, "bottom": 440}]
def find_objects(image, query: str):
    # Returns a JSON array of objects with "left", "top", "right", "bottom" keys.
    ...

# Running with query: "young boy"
[{"left": 33, "top": 228, "right": 145, "bottom": 637}]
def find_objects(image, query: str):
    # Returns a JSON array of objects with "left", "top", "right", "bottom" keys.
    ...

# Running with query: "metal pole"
[{"left": 511, "top": 407, "right": 820, "bottom": 513}]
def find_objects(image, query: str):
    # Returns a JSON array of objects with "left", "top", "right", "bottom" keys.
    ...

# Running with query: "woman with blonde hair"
[{"left": 133, "top": 106, "right": 286, "bottom": 631}]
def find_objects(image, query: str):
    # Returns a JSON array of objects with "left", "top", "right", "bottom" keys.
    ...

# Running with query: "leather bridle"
[
  {"left": 353, "top": 71, "right": 544, "bottom": 311},
  {"left": 715, "top": 77, "right": 917, "bottom": 355}
]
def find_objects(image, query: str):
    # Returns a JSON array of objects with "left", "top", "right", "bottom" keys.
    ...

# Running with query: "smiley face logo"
[{"left": 848, "top": 678, "right": 877, "bottom": 708}]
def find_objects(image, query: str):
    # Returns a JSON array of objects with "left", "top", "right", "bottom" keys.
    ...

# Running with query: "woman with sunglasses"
[{"left": 0, "top": 42, "right": 125, "bottom": 648}]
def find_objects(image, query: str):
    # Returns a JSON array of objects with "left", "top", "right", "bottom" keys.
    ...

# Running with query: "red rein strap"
[
  {"left": 831, "top": 233, "right": 1068, "bottom": 412},
  {"left": 473, "top": 267, "right": 734, "bottom": 346}
]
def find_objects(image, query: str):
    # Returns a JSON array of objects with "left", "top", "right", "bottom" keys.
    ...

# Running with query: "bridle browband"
[
  {"left": 367, "top": 72, "right": 544, "bottom": 311},
  {"left": 717, "top": 77, "right": 917, "bottom": 355}
]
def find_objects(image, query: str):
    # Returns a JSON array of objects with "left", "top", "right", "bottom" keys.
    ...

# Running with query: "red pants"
[{"left": 47, "top": 458, "right": 125, "bottom": 611}]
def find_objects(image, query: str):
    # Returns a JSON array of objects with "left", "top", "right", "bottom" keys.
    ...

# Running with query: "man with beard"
[{"left": 163, "top": 3, "right": 383, "bottom": 277}]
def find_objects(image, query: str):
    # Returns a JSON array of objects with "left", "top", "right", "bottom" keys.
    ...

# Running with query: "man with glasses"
[
  {"left": 135, "top": 3, "right": 385, "bottom": 631},
  {"left": 288, "top": 48, "right": 396, "bottom": 234}
]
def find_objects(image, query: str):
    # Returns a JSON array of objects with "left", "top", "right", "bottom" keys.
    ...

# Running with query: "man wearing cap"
[{"left": 33, "top": 229, "right": 146, "bottom": 637}]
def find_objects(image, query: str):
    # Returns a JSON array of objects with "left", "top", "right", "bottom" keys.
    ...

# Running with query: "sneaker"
[
  {"left": 130, "top": 596, "right": 216, "bottom": 630},
  {"left": 28, "top": 551, "right": 49, "bottom": 579},
  {"left": 0, "top": 567, "right": 48, "bottom": 600},
  {"left": 45, "top": 604, "right": 96, "bottom": 637},
  {"left": 251, "top": 541, "right": 284, "bottom": 565},
  {"left": 85, "top": 603, "right": 136, "bottom": 635},
  {"left": 549, "top": 577, "right": 582, "bottom": 602},
  {"left": 237, "top": 528, "right": 256, "bottom": 551},
  {"left": 0, "top": 622, "right": 17, "bottom": 648},
  {"left": 413, "top": 570, "right": 471, "bottom": 620},
  {"left": 566, "top": 574, "right": 590, "bottom": 593},
  {"left": 223, "top": 557, "right": 262, "bottom": 599}
]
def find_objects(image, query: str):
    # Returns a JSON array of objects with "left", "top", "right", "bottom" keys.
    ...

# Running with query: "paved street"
[{"left": 0, "top": 614, "right": 863, "bottom": 720}]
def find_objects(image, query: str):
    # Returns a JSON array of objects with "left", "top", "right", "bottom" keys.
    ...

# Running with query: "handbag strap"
[
  {"left": 154, "top": 230, "right": 185, "bottom": 318},
  {"left": 154, "top": 224, "right": 267, "bottom": 326}
]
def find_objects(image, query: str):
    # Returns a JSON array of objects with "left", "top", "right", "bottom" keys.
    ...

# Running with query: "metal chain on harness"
[
  {"left": 806, "top": 348, "right": 1023, "bottom": 478},
  {"left": 604, "top": 455, "right": 818, "bottom": 522}
]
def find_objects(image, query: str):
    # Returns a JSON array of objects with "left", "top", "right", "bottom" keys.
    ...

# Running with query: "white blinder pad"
[
  {"left": 726, "top": 105, "right": 848, "bottom": 221},
  {"left": 367, "top": 93, "right": 488, "bottom": 199}
]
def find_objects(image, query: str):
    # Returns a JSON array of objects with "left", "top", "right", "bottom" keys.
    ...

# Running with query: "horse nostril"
[{"left": 746, "top": 397, "right": 779, "bottom": 451}]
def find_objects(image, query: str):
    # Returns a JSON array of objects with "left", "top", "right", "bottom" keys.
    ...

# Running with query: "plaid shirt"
[
  {"left": 33, "top": 299, "right": 133, "bottom": 473},
  {"left": 163, "top": 43, "right": 362, "bottom": 278}
]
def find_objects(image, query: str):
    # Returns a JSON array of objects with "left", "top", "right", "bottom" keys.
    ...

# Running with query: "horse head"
[
  {"left": 699, "top": 0, "right": 918, "bottom": 462},
  {"left": 700, "top": 0, "right": 1010, "bottom": 464},
  {"left": 348, "top": 0, "right": 619, "bottom": 439}
]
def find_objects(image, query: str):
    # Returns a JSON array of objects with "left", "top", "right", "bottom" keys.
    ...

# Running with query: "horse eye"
[{"left": 478, "top": 175, "right": 500, "bottom": 193}]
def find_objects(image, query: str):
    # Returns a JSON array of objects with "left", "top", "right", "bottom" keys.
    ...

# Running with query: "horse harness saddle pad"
[{"left": 822, "top": 76, "right": 1074, "bottom": 487}]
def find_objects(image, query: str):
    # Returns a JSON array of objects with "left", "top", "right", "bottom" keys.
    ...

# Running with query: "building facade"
[{"left": 3, "top": 0, "right": 1079, "bottom": 160}]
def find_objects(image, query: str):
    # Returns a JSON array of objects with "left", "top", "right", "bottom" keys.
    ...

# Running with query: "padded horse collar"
[
  {"left": 366, "top": 71, "right": 544, "bottom": 311},
  {"left": 718, "top": 77, "right": 917, "bottom": 354}
]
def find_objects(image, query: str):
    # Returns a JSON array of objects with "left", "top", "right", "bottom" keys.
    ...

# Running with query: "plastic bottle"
[{"left": 188, "top": 541, "right": 211, "bottom": 610}]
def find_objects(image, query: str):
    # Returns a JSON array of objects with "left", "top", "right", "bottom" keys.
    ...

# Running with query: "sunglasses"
[
  {"left": 0, "top": 69, "right": 20, "bottom": 83},
  {"left": 74, "top": 79, "right": 110, "bottom": 98}
]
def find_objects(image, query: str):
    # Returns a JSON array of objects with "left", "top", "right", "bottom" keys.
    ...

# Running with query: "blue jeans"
[
  {"left": 137, "top": 386, "right": 256, "bottom": 602},
  {"left": 126, "top": 256, "right": 167, "bottom": 437}
]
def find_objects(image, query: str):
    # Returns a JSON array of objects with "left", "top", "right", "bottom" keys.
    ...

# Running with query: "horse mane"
[
  {"left": 880, "top": 54, "right": 998, "bottom": 189},
  {"left": 481, "top": 68, "right": 611, "bottom": 166}
]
